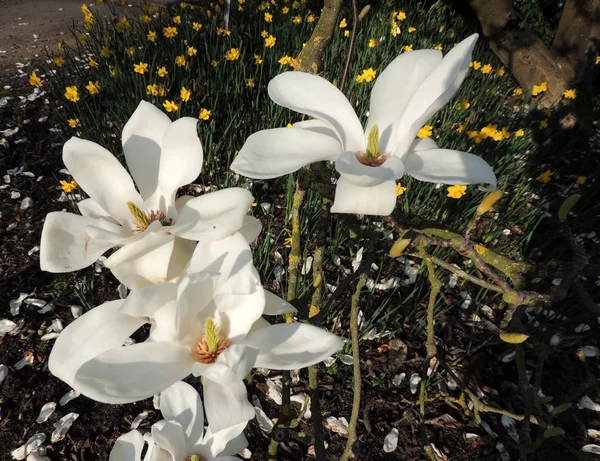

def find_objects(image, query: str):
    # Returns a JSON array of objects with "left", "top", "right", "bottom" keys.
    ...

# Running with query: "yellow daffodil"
[
  {"left": 147, "top": 30, "right": 157, "bottom": 42},
  {"left": 513, "top": 87, "right": 523, "bottom": 96},
  {"left": 163, "top": 26, "right": 178, "bottom": 38},
  {"left": 67, "top": 118, "right": 80, "bottom": 128},
  {"left": 254, "top": 54, "right": 263, "bottom": 64},
  {"left": 134, "top": 62, "right": 148, "bottom": 74},
  {"left": 404, "top": 44, "right": 413, "bottom": 52},
  {"left": 536, "top": 170, "right": 552, "bottom": 183},
  {"left": 307, "top": 13, "right": 315, "bottom": 22},
  {"left": 278, "top": 55, "right": 296, "bottom": 66},
  {"left": 54, "top": 57, "right": 65, "bottom": 67},
  {"left": 175, "top": 55, "right": 186, "bottom": 66},
  {"left": 563, "top": 88, "right": 577, "bottom": 99},
  {"left": 469, "top": 61, "right": 481, "bottom": 70},
  {"left": 481, "top": 64, "right": 492, "bottom": 74},
  {"left": 539, "top": 119, "right": 548, "bottom": 128},
  {"left": 531, "top": 82, "right": 547, "bottom": 96},
  {"left": 126, "top": 46, "right": 135, "bottom": 56},
  {"left": 85, "top": 80, "right": 100, "bottom": 94},
  {"left": 447, "top": 185, "right": 467, "bottom": 199},
  {"left": 173, "top": 15, "right": 181, "bottom": 24},
  {"left": 459, "top": 100, "right": 470, "bottom": 110},
  {"left": 434, "top": 43, "right": 443, "bottom": 51},
  {"left": 282, "top": 6, "right": 289, "bottom": 13},
  {"left": 497, "top": 67, "right": 505, "bottom": 76},
  {"left": 192, "top": 22, "right": 202, "bottom": 31},
  {"left": 60, "top": 180, "right": 78, "bottom": 193},
  {"left": 199, "top": 108, "right": 211, "bottom": 120},
  {"left": 29, "top": 72, "right": 42, "bottom": 87},
  {"left": 140, "top": 14, "right": 151, "bottom": 23},
  {"left": 265, "top": 12, "right": 272, "bottom": 22},
  {"left": 514, "top": 129, "right": 525, "bottom": 137},
  {"left": 225, "top": 48, "right": 240, "bottom": 61},
  {"left": 101, "top": 46, "right": 111, "bottom": 57},
  {"left": 188, "top": 46, "right": 197, "bottom": 56},
  {"left": 576, "top": 176, "right": 586, "bottom": 185},
  {"left": 417, "top": 125, "right": 433, "bottom": 138},
  {"left": 180, "top": 86, "right": 191, "bottom": 102},
  {"left": 157, "top": 66, "right": 168, "bottom": 77},
  {"left": 339, "top": 18, "right": 347, "bottom": 28},
  {"left": 355, "top": 68, "right": 376, "bottom": 83},
  {"left": 408, "top": 26, "right": 416, "bottom": 33},
  {"left": 247, "top": 78, "right": 255, "bottom": 88},
  {"left": 293, "top": 15, "right": 302, "bottom": 24},
  {"left": 396, "top": 183, "right": 406, "bottom": 196},
  {"left": 89, "top": 57, "right": 99, "bottom": 68},
  {"left": 146, "top": 84, "right": 159, "bottom": 96},
  {"left": 211, "top": 60, "right": 218, "bottom": 67},
  {"left": 369, "top": 38, "right": 378, "bottom": 48},
  {"left": 264, "top": 35, "right": 276, "bottom": 47},
  {"left": 397, "top": 11, "right": 406, "bottom": 20},
  {"left": 64, "top": 86, "right": 80, "bottom": 102},
  {"left": 163, "top": 100, "right": 179, "bottom": 112}
]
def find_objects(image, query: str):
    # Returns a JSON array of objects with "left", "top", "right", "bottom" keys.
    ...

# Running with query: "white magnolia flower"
[
  {"left": 231, "top": 34, "right": 496, "bottom": 216},
  {"left": 49, "top": 232, "right": 343, "bottom": 432},
  {"left": 110, "top": 381, "right": 248, "bottom": 461},
  {"left": 40, "top": 101, "right": 259, "bottom": 290}
]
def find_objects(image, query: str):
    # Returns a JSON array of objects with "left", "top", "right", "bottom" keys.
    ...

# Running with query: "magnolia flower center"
[
  {"left": 355, "top": 124, "right": 388, "bottom": 167},
  {"left": 185, "top": 455, "right": 207, "bottom": 461},
  {"left": 127, "top": 202, "right": 172, "bottom": 233},
  {"left": 191, "top": 318, "right": 231, "bottom": 364}
]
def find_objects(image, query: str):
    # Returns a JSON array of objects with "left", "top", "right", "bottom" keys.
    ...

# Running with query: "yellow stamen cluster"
[
  {"left": 127, "top": 202, "right": 171, "bottom": 233},
  {"left": 191, "top": 318, "right": 231, "bottom": 364}
]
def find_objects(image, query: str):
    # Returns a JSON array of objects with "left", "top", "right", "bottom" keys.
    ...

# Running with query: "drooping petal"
[
  {"left": 335, "top": 151, "right": 405, "bottom": 187},
  {"left": 366, "top": 50, "right": 442, "bottom": 153},
  {"left": 393, "top": 34, "right": 479, "bottom": 157},
  {"left": 263, "top": 290, "right": 297, "bottom": 315},
  {"left": 244, "top": 323, "right": 344, "bottom": 370},
  {"left": 109, "top": 430, "right": 145, "bottom": 461},
  {"left": 293, "top": 119, "right": 340, "bottom": 143},
  {"left": 404, "top": 148, "right": 496, "bottom": 188},
  {"left": 40, "top": 212, "right": 117, "bottom": 272},
  {"left": 106, "top": 232, "right": 176, "bottom": 290},
  {"left": 74, "top": 341, "right": 193, "bottom": 404},
  {"left": 159, "top": 381, "right": 204, "bottom": 453},
  {"left": 122, "top": 101, "right": 172, "bottom": 201},
  {"left": 168, "top": 188, "right": 254, "bottom": 241},
  {"left": 202, "top": 379, "right": 254, "bottom": 433},
  {"left": 268, "top": 72, "right": 365, "bottom": 152},
  {"left": 202, "top": 422, "right": 248, "bottom": 458},
  {"left": 48, "top": 300, "right": 146, "bottom": 391},
  {"left": 231, "top": 128, "right": 342, "bottom": 180},
  {"left": 158, "top": 117, "right": 204, "bottom": 211},
  {"left": 77, "top": 198, "right": 119, "bottom": 224},
  {"left": 63, "top": 137, "right": 143, "bottom": 226},
  {"left": 118, "top": 282, "right": 178, "bottom": 318},
  {"left": 238, "top": 216, "right": 262, "bottom": 245},
  {"left": 151, "top": 420, "right": 187, "bottom": 461},
  {"left": 330, "top": 176, "right": 397, "bottom": 216}
]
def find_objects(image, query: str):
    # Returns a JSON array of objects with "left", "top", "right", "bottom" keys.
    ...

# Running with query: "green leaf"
[{"left": 543, "top": 427, "right": 565, "bottom": 438}]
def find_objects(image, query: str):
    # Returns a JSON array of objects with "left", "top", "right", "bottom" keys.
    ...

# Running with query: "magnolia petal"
[
  {"left": 393, "top": 34, "right": 478, "bottom": 156},
  {"left": 75, "top": 341, "right": 192, "bottom": 404},
  {"left": 63, "top": 137, "right": 143, "bottom": 225},
  {"left": 85, "top": 223, "right": 130, "bottom": 247},
  {"left": 158, "top": 117, "right": 203, "bottom": 210},
  {"left": 142, "top": 439, "right": 171, "bottom": 461},
  {"left": 77, "top": 198, "right": 118, "bottom": 224},
  {"left": 159, "top": 381, "right": 204, "bottom": 453},
  {"left": 404, "top": 148, "right": 497, "bottom": 188},
  {"left": 106, "top": 232, "right": 176, "bottom": 290},
  {"left": 268, "top": 72, "right": 364, "bottom": 152},
  {"left": 175, "top": 274, "right": 219, "bottom": 340},
  {"left": 151, "top": 420, "right": 187, "bottom": 461},
  {"left": 203, "top": 379, "right": 254, "bottom": 433},
  {"left": 118, "top": 282, "right": 178, "bottom": 318},
  {"left": 366, "top": 50, "right": 442, "bottom": 153},
  {"left": 149, "top": 304, "right": 178, "bottom": 343},
  {"left": 231, "top": 128, "right": 342, "bottom": 179},
  {"left": 122, "top": 101, "right": 171, "bottom": 201},
  {"left": 409, "top": 137, "right": 438, "bottom": 152},
  {"left": 263, "top": 290, "right": 297, "bottom": 315},
  {"left": 169, "top": 188, "right": 254, "bottom": 241},
  {"left": 331, "top": 176, "right": 397, "bottom": 216},
  {"left": 166, "top": 236, "right": 197, "bottom": 282},
  {"left": 48, "top": 300, "right": 146, "bottom": 392},
  {"left": 203, "top": 422, "right": 248, "bottom": 458},
  {"left": 109, "top": 430, "right": 145, "bottom": 461},
  {"left": 293, "top": 119, "right": 339, "bottom": 143},
  {"left": 335, "top": 151, "right": 405, "bottom": 187},
  {"left": 110, "top": 431, "right": 145, "bottom": 461},
  {"left": 40, "top": 212, "right": 116, "bottom": 272},
  {"left": 239, "top": 216, "right": 262, "bottom": 244},
  {"left": 245, "top": 323, "right": 344, "bottom": 370}
]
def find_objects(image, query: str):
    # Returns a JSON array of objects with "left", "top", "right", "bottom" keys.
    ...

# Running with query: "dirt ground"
[{"left": 0, "top": 0, "right": 171, "bottom": 82}]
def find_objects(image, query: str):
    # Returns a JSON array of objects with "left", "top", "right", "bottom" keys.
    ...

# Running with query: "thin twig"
[
  {"left": 339, "top": 0, "right": 359, "bottom": 92},
  {"left": 339, "top": 274, "right": 367, "bottom": 461}
]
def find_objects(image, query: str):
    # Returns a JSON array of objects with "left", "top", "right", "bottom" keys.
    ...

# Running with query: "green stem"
[{"left": 339, "top": 275, "right": 366, "bottom": 461}]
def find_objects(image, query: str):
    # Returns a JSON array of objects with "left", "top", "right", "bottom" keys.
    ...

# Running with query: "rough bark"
[
  {"left": 294, "top": 0, "right": 343, "bottom": 74},
  {"left": 466, "top": 0, "right": 568, "bottom": 106}
]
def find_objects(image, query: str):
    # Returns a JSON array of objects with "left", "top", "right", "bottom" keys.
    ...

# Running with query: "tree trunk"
[
  {"left": 294, "top": 0, "right": 343, "bottom": 74},
  {"left": 466, "top": 0, "right": 567, "bottom": 106}
]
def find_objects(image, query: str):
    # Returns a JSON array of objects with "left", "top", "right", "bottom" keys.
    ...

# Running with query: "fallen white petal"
[
  {"left": 11, "top": 433, "right": 45, "bottom": 460},
  {"left": 130, "top": 411, "right": 149, "bottom": 430},
  {"left": 14, "top": 354, "right": 34, "bottom": 370},
  {"left": 324, "top": 416, "right": 349, "bottom": 436},
  {"left": 0, "top": 364, "right": 8, "bottom": 384},
  {"left": 254, "top": 406, "right": 274, "bottom": 432},
  {"left": 36, "top": 402, "right": 56, "bottom": 423},
  {"left": 581, "top": 444, "right": 600, "bottom": 454},
  {"left": 383, "top": 428, "right": 399, "bottom": 453},
  {"left": 70, "top": 305, "right": 82, "bottom": 319},
  {"left": 59, "top": 389, "right": 80, "bottom": 406},
  {"left": 0, "top": 319, "right": 17, "bottom": 334},
  {"left": 578, "top": 396, "right": 600, "bottom": 412},
  {"left": 409, "top": 373, "right": 421, "bottom": 394},
  {"left": 41, "top": 332, "right": 60, "bottom": 341},
  {"left": 392, "top": 373, "right": 406, "bottom": 386},
  {"left": 338, "top": 354, "right": 353, "bottom": 366},
  {"left": 10, "top": 293, "right": 28, "bottom": 314},
  {"left": 51, "top": 412, "right": 79, "bottom": 442}
]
